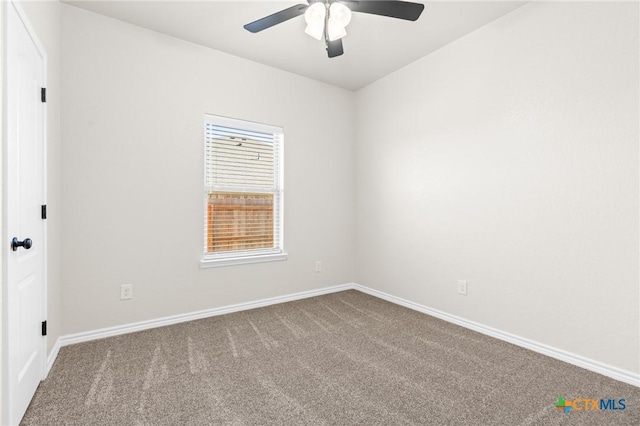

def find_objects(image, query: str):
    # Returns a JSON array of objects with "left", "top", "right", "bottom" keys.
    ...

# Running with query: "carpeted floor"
[{"left": 22, "top": 290, "right": 639, "bottom": 425}]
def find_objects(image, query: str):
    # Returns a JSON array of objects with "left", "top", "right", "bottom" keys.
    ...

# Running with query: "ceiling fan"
[{"left": 244, "top": 0, "right": 425, "bottom": 58}]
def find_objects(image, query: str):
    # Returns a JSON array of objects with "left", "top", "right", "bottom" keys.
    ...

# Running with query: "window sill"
[{"left": 200, "top": 252, "right": 288, "bottom": 269}]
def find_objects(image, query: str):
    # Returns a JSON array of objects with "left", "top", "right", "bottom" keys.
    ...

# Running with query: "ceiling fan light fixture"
[
  {"left": 304, "top": 2, "right": 326, "bottom": 40},
  {"left": 327, "top": 2, "right": 351, "bottom": 41},
  {"left": 329, "top": 2, "right": 352, "bottom": 27},
  {"left": 327, "top": 20, "right": 347, "bottom": 41},
  {"left": 305, "top": 22, "right": 325, "bottom": 40}
]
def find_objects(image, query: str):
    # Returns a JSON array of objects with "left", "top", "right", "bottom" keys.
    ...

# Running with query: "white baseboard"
[
  {"left": 58, "top": 283, "right": 353, "bottom": 348},
  {"left": 49, "top": 282, "right": 639, "bottom": 388},
  {"left": 352, "top": 283, "right": 640, "bottom": 388}
]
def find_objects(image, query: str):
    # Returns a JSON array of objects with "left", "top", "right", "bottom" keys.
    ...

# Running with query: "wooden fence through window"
[{"left": 207, "top": 192, "right": 274, "bottom": 253}]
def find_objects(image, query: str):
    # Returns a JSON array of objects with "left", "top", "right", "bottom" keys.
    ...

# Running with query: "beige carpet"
[{"left": 22, "top": 290, "right": 639, "bottom": 425}]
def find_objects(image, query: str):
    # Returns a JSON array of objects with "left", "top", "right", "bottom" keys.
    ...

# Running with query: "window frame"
[{"left": 200, "top": 114, "right": 287, "bottom": 268}]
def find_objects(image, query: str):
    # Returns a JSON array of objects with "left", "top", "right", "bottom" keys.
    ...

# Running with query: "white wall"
[
  {"left": 355, "top": 1, "right": 639, "bottom": 374},
  {"left": 60, "top": 5, "right": 356, "bottom": 334}
]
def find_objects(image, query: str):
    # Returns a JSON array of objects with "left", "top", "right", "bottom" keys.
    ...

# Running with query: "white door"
[{"left": 4, "top": 1, "right": 47, "bottom": 424}]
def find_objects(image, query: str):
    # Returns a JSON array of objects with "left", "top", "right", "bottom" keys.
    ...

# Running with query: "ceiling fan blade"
[
  {"left": 244, "top": 4, "right": 308, "bottom": 33},
  {"left": 326, "top": 39, "right": 344, "bottom": 58},
  {"left": 343, "top": 0, "right": 424, "bottom": 21}
]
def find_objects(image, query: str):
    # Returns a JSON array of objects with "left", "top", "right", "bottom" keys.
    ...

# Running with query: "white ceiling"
[{"left": 64, "top": 1, "right": 527, "bottom": 91}]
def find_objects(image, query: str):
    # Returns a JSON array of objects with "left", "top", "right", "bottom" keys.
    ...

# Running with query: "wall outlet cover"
[
  {"left": 457, "top": 280, "right": 468, "bottom": 296},
  {"left": 120, "top": 284, "right": 133, "bottom": 300}
]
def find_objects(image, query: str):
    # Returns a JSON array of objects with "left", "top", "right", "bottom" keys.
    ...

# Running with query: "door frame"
[{"left": 1, "top": 0, "right": 48, "bottom": 423}]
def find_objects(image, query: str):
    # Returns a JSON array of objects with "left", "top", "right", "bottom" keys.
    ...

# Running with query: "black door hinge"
[
  {"left": 41, "top": 87, "right": 46, "bottom": 103},
  {"left": 41, "top": 321, "right": 47, "bottom": 336},
  {"left": 41, "top": 205, "right": 47, "bottom": 219}
]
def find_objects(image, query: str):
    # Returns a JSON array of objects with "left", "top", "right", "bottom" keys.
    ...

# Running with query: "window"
[{"left": 201, "top": 115, "right": 286, "bottom": 267}]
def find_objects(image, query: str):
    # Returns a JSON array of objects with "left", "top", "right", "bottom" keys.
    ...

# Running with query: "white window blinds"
[
  {"left": 204, "top": 115, "right": 284, "bottom": 259},
  {"left": 205, "top": 124, "right": 279, "bottom": 192}
]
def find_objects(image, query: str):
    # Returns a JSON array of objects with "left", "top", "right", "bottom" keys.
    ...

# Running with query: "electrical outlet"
[
  {"left": 315, "top": 261, "right": 322, "bottom": 272},
  {"left": 457, "top": 280, "right": 468, "bottom": 296},
  {"left": 120, "top": 284, "right": 133, "bottom": 300}
]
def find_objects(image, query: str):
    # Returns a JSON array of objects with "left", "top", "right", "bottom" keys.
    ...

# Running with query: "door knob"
[{"left": 11, "top": 237, "right": 32, "bottom": 251}]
